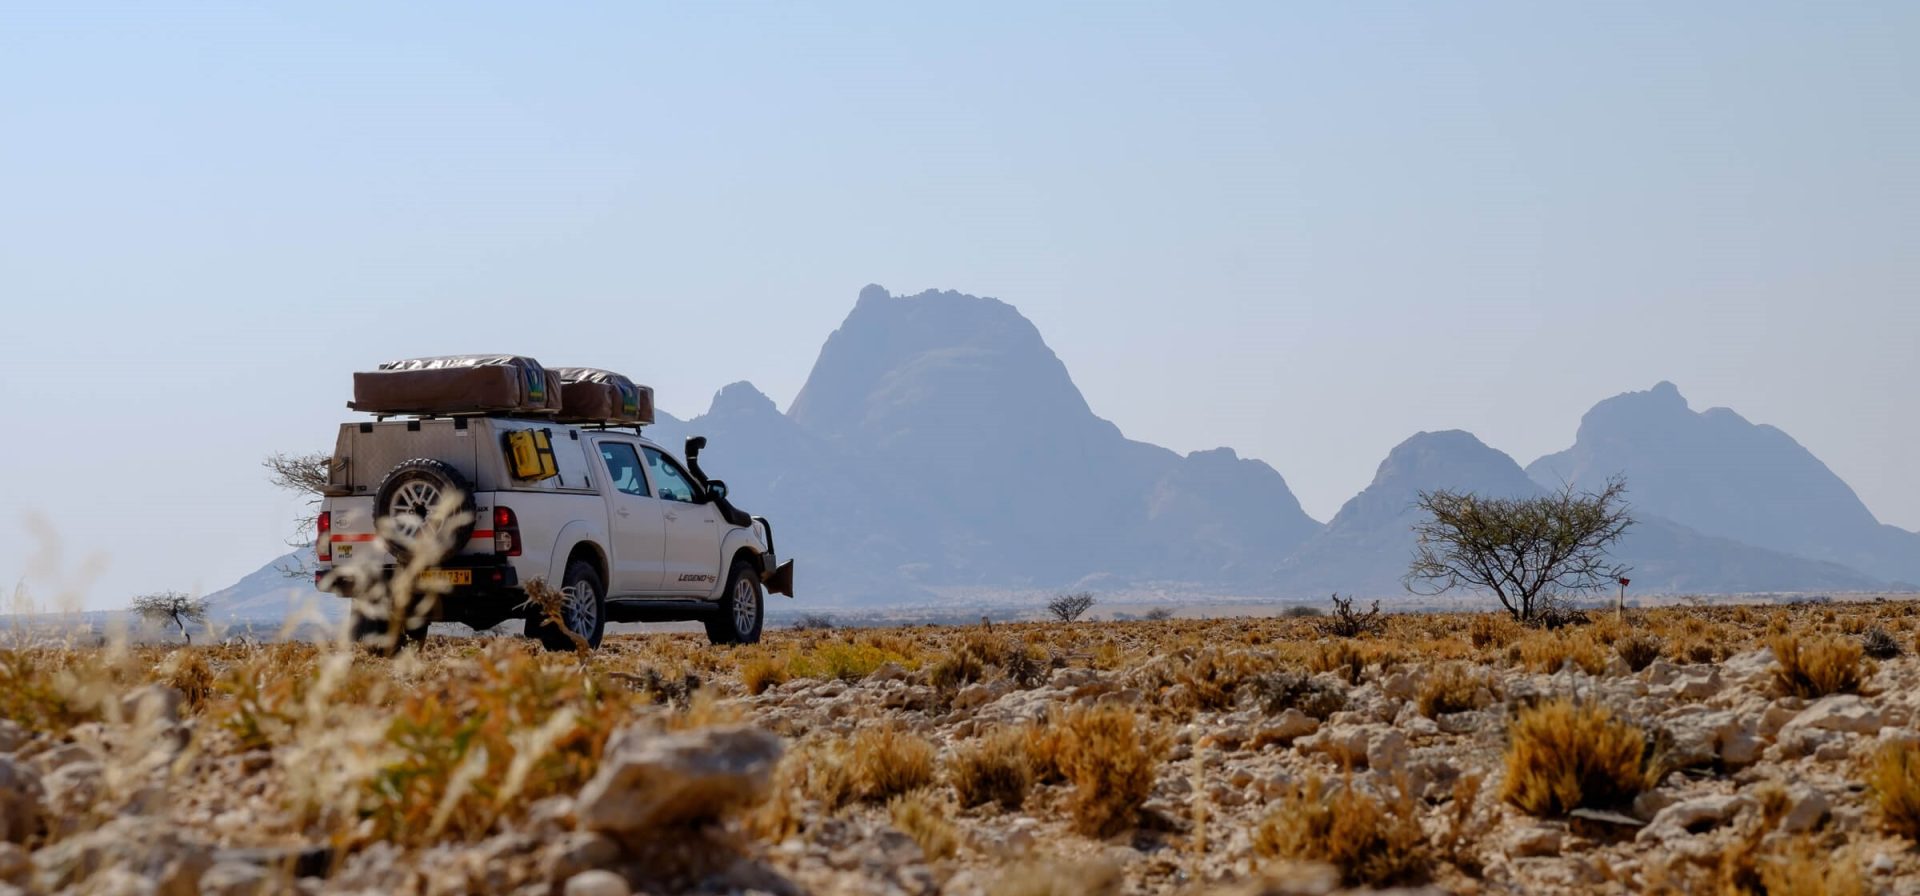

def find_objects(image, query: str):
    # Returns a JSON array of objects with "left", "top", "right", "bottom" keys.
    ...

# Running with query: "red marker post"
[{"left": 1617, "top": 576, "right": 1632, "bottom": 620}]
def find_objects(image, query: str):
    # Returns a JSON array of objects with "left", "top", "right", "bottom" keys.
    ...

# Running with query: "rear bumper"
[{"left": 315, "top": 557, "right": 520, "bottom": 597}]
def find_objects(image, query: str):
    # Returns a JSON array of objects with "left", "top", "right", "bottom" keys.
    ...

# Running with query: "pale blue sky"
[{"left": 2, "top": 2, "right": 1916, "bottom": 610}]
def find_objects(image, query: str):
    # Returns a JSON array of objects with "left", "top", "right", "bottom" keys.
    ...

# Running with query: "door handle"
[
  {"left": 664, "top": 512, "right": 678, "bottom": 522},
  {"left": 616, "top": 508, "right": 631, "bottom": 518}
]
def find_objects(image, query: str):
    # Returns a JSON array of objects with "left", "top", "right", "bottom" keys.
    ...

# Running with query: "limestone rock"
[
  {"left": 1790, "top": 695, "right": 1883, "bottom": 735},
  {"left": 1506, "top": 824, "right": 1563, "bottom": 858},
  {"left": 574, "top": 724, "right": 782, "bottom": 845},
  {"left": 1637, "top": 794, "right": 1753, "bottom": 844},
  {"left": 564, "top": 869, "right": 632, "bottom": 896},
  {"left": 0, "top": 759, "right": 41, "bottom": 845},
  {"left": 32, "top": 817, "right": 212, "bottom": 896}
]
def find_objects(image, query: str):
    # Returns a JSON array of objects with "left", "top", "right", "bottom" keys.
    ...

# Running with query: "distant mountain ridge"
[
  {"left": 1277, "top": 430, "right": 1885, "bottom": 596},
  {"left": 1528, "top": 381, "right": 1920, "bottom": 585},
  {"left": 209, "top": 286, "right": 1912, "bottom": 617}
]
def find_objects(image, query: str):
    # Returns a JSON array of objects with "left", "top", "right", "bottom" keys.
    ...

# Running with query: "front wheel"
[
  {"left": 527, "top": 560, "right": 606, "bottom": 652},
  {"left": 705, "top": 555, "right": 764, "bottom": 645}
]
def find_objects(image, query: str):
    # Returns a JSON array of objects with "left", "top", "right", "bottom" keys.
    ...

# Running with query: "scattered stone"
[
  {"left": 1506, "top": 824, "right": 1563, "bottom": 858},
  {"left": 1778, "top": 787, "right": 1830, "bottom": 833},
  {"left": 0, "top": 759, "right": 41, "bottom": 845},
  {"left": 1637, "top": 794, "right": 1753, "bottom": 844},
  {"left": 541, "top": 832, "right": 619, "bottom": 882},
  {"left": 574, "top": 724, "right": 782, "bottom": 846},
  {"left": 32, "top": 817, "right": 212, "bottom": 896},
  {"left": 0, "top": 721, "right": 25, "bottom": 755},
  {"left": 118, "top": 685, "right": 184, "bottom": 726},
  {"left": 0, "top": 843, "right": 26, "bottom": 884},
  {"left": 1790, "top": 695, "right": 1883, "bottom": 735},
  {"left": 197, "top": 861, "right": 274, "bottom": 896},
  {"left": 564, "top": 869, "right": 631, "bottom": 896}
]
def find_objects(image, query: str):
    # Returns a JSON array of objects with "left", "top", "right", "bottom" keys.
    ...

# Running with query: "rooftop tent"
[{"left": 349, "top": 354, "right": 561, "bottom": 416}]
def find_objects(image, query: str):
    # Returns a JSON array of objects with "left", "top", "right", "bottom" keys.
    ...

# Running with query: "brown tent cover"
[
  {"left": 551, "top": 367, "right": 655, "bottom": 425},
  {"left": 350, "top": 354, "right": 562, "bottom": 415}
]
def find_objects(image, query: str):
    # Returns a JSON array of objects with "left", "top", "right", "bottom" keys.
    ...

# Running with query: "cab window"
[
  {"left": 598, "top": 443, "right": 650, "bottom": 497},
  {"left": 642, "top": 447, "right": 698, "bottom": 503}
]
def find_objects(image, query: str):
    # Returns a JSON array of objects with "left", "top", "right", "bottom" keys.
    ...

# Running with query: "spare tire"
[{"left": 374, "top": 458, "right": 477, "bottom": 564}]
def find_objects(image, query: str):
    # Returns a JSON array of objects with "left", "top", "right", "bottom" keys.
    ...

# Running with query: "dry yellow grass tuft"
[
  {"left": 1253, "top": 775, "right": 1431, "bottom": 887},
  {"left": 739, "top": 651, "right": 790, "bottom": 695},
  {"left": 889, "top": 789, "right": 959, "bottom": 860},
  {"left": 949, "top": 726, "right": 1035, "bottom": 810},
  {"left": 1768, "top": 634, "right": 1867, "bottom": 698},
  {"left": 1415, "top": 663, "right": 1490, "bottom": 718},
  {"left": 851, "top": 724, "right": 937, "bottom": 804},
  {"left": 1052, "top": 705, "right": 1167, "bottom": 837},
  {"left": 1615, "top": 631, "right": 1664, "bottom": 672},
  {"left": 1501, "top": 698, "right": 1653, "bottom": 817},
  {"left": 1868, "top": 740, "right": 1920, "bottom": 839}
]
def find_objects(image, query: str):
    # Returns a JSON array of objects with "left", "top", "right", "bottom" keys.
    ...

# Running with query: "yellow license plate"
[{"left": 419, "top": 569, "right": 472, "bottom": 587}]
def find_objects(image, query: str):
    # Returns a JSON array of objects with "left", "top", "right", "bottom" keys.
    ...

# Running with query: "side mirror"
[{"left": 704, "top": 479, "right": 728, "bottom": 502}]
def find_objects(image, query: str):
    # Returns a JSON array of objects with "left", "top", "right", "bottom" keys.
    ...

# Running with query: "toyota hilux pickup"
[{"left": 314, "top": 415, "right": 792, "bottom": 651}]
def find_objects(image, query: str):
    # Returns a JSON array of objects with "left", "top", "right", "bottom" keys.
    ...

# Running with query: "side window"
[
  {"left": 642, "top": 447, "right": 697, "bottom": 503},
  {"left": 598, "top": 443, "right": 650, "bottom": 497}
]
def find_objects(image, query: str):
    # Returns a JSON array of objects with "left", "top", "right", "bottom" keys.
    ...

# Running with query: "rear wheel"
[
  {"left": 705, "top": 555, "right": 764, "bottom": 645},
  {"left": 373, "top": 459, "right": 476, "bottom": 564},
  {"left": 527, "top": 560, "right": 605, "bottom": 651}
]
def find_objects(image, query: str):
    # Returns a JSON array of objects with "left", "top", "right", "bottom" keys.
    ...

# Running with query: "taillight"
[
  {"left": 316, "top": 511, "right": 332, "bottom": 562},
  {"left": 494, "top": 506, "right": 520, "bottom": 556}
]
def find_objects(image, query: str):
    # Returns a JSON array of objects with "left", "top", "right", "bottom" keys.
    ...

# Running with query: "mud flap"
[{"left": 764, "top": 560, "right": 795, "bottom": 597}]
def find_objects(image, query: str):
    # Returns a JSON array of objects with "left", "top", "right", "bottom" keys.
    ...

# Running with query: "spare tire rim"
[
  {"left": 565, "top": 580, "right": 598, "bottom": 636},
  {"left": 389, "top": 479, "right": 442, "bottom": 538},
  {"left": 733, "top": 577, "right": 758, "bottom": 635}
]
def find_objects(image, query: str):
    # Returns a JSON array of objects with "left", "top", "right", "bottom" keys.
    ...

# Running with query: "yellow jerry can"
[{"left": 504, "top": 429, "right": 559, "bottom": 481}]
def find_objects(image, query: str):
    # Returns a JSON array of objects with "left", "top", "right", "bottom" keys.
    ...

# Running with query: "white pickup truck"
[{"left": 314, "top": 415, "right": 792, "bottom": 651}]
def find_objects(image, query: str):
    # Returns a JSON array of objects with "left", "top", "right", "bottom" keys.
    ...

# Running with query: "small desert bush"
[
  {"left": 1248, "top": 669, "right": 1346, "bottom": 719},
  {"left": 1718, "top": 835, "right": 1868, "bottom": 896},
  {"left": 0, "top": 648, "right": 105, "bottom": 735},
  {"left": 1254, "top": 775, "right": 1431, "bottom": 887},
  {"left": 929, "top": 650, "right": 986, "bottom": 691},
  {"left": 740, "top": 653, "right": 790, "bottom": 695},
  {"left": 1615, "top": 632, "right": 1664, "bottom": 672},
  {"left": 949, "top": 726, "right": 1034, "bottom": 810},
  {"left": 1859, "top": 627, "right": 1902, "bottom": 660},
  {"left": 890, "top": 789, "right": 959, "bottom": 860},
  {"left": 157, "top": 649, "right": 215, "bottom": 710},
  {"left": 1501, "top": 698, "right": 1654, "bottom": 817},
  {"left": 1307, "top": 641, "right": 1366, "bottom": 684},
  {"left": 1469, "top": 612, "right": 1523, "bottom": 650},
  {"left": 1416, "top": 664, "right": 1489, "bottom": 718},
  {"left": 1511, "top": 631, "right": 1608, "bottom": 676},
  {"left": 1768, "top": 634, "right": 1866, "bottom": 699},
  {"left": 1052, "top": 705, "right": 1167, "bottom": 837},
  {"left": 1171, "top": 648, "right": 1266, "bottom": 711},
  {"left": 357, "top": 642, "right": 636, "bottom": 844},
  {"left": 788, "top": 639, "right": 913, "bottom": 682},
  {"left": 1868, "top": 740, "right": 1920, "bottom": 839},
  {"left": 1320, "top": 594, "right": 1385, "bottom": 638},
  {"left": 852, "top": 725, "right": 937, "bottom": 803}
]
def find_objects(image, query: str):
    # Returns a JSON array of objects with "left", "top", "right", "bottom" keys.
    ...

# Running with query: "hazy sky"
[{"left": 3, "top": 2, "right": 1916, "bottom": 610}]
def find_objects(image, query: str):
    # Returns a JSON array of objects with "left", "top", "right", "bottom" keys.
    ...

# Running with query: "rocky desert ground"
[{"left": 2, "top": 600, "right": 1919, "bottom": 896}]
